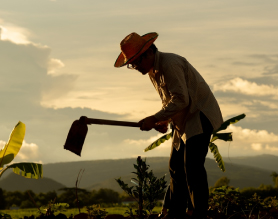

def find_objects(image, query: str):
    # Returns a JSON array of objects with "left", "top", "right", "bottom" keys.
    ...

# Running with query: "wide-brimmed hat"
[{"left": 114, "top": 32, "right": 158, "bottom": 68}]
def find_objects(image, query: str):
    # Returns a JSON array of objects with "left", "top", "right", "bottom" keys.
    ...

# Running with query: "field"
[{"left": 0, "top": 207, "right": 162, "bottom": 219}]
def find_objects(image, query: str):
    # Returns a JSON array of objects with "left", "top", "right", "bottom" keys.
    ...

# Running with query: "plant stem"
[
  {"left": 137, "top": 156, "right": 143, "bottom": 219},
  {"left": 27, "top": 191, "right": 42, "bottom": 214},
  {"left": 75, "top": 169, "right": 83, "bottom": 213}
]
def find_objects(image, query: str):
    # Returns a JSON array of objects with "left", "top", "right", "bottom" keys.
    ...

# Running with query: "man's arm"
[
  {"left": 154, "top": 62, "right": 189, "bottom": 121},
  {"left": 140, "top": 61, "right": 189, "bottom": 131}
]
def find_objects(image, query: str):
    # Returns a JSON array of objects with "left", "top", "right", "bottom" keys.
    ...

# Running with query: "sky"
[{"left": 0, "top": 0, "right": 278, "bottom": 165}]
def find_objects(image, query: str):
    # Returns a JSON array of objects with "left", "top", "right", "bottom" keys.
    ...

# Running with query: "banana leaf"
[
  {"left": 213, "top": 114, "right": 246, "bottom": 134},
  {"left": 0, "top": 162, "right": 43, "bottom": 179},
  {"left": 0, "top": 121, "right": 26, "bottom": 169},
  {"left": 209, "top": 142, "right": 225, "bottom": 172},
  {"left": 143, "top": 114, "right": 245, "bottom": 173},
  {"left": 211, "top": 133, "right": 233, "bottom": 143},
  {"left": 143, "top": 132, "right": 172, "bottom": 152}
]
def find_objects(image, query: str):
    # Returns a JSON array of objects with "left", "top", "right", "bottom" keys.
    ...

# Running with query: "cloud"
[
  {"left": 216, "top": 99, "right": 250, "bottom": 119},
  {"left": 15, "top": 141, "right": 39, "bottom": 160},
  {"left": 265, "top": 145, "right": 278, "bottom": 152},
  {"left": 0, "top": 22, "right": 30, "bottom": 44},
  {"left": 215, "top": 125, "right": 278, "bottom": 154},
  {"left": 0, "top": 140, "right": 5, "bottom": 150},
  {"left": 254, "top": 100, "right": 278, "bottom": 110},
  {"left": 41, "top": 74, "right": 78, "bottom": 104},
  {"left": 124, "top": 132, "right": 172, "bottom": 151},
  {"left": 0, "top": 21, "right": 77, "bottom": 107},
  {"left": 0, "top": 140, "right": 39, "bottom": 161},
  {"left": 1, "top": 0, "right": 278, "bottom": 162},
  {"left": 231, "top": 61, "right": 256, "bottom": 66},
  {"left": 214, "top": 77, "right": 278, "bottom": 97},
  {"left": 263, "top": 64, "right": 278, "bottom": 75},
  {"left": 226, "top": 125, "right": 278, "bottom": 143},
  {"left": 248, "top": 54, "right": 278, "bottom": 64},
  {"left": 47, "top": 58, "right": 65, "bottom": 75},
  {"left": 251, "top": 143, "right": 262, "bottom": 151},
  {"left": 208, "top": 125, "right": 278, "bottom": 158}
]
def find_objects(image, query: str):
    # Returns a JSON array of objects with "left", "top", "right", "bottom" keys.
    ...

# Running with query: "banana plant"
[
  {"left": 144, "top": 114, "right": 246, "bottom": 172},
  {"left": 0, "top": 121, "right": 43, "bottom": 179},
  {"left": 209, "top": 114, "right": 246, "bottom": 172}
]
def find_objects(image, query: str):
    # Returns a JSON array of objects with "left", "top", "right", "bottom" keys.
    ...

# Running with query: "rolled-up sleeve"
[{"left": 154, "top": 62, "right": 189, "bottom": 121}]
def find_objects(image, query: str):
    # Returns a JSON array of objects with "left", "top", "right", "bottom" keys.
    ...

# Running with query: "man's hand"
[
  {"left": 154, "top": 120, "right": 169, "bottom": 133},
  {"left": 139, "top": 115, "right": 158, "bottom": 131}
]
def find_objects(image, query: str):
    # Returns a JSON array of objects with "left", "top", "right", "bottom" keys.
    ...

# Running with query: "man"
[{"left": 114, "top": 32, "right": 223, "bottom": 219}]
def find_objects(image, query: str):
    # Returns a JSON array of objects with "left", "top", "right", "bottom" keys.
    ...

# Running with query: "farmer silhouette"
[{"left": 114, "top": 32, "right": 223, "bottom": 219}]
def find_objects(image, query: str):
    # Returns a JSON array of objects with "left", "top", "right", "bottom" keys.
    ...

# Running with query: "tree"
[
  {"left": 93, "top": 188, "right": 120, "bottom": 204},
  {"left": 20, "top": 200, "right": 34, "bottom": 209},
  {"left": 270, "top": 172, "right": 278, "bottom": 183},
  {"left": 275, "top": 177, "right": 278, "bottom": 188},
  {"left": 0, "top": 188, "right": 6, "bottom": 209},
  {"left": 4, "top": 191, "right": 23, "bottom": 209},
  {"left": 214, "top": 176, "right": 230, "bottom": 188},
  {"left": 58, "top": 187, "right": 89, "bottom": 208}
]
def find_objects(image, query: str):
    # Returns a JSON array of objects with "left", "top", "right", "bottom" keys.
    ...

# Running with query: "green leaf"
[
  {"left": 0, "top": 121, "right": 26, "bottom": 169},
  {"left": 214, "top": 114, "right": 246, "bottom": 134},
  {"left": 0, "top": 162, "right": 43, "bottom": 179},
  {"left": 211, "top": 133, "right": 233, "bottom": 142},
  {"left": 144, "top": 132, "right": 172, "bottom": 152},
  {"left": 209, "top": 142, "right": 225, "bottom": 172}
]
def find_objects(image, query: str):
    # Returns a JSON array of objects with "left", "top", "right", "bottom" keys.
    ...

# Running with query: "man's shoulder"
[
  {"left": 158, "top": 51, "right": 187, "bottom": 67},
  {"left": 159, "top": 51, "right": 185, "bottom": 59}
]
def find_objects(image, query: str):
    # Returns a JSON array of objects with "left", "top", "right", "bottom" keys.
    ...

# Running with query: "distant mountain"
[
  {"left": 42, "top": 156, "right": 275, "bottom": 192},
  {"left": 42, "top": 157, "right": 170, "bottom": 188},
  {"left": 1, "top": 155, "right": 276, "bottom": 194},
  {"left": 0, "top": 172, "right": 65, "bottom": 194},
  {"left": 223, "top": 154, "right": 278, "bottom": 172},
  {"left": 87, "top": 158, "right": 274, "bottom": 193}
]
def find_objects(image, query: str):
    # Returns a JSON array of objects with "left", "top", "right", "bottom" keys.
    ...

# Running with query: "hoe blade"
[{"left": 64, "top": 119, "right": 88, "bottom": 156}]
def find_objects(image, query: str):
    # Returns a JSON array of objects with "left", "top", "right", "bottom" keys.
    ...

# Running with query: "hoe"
[{"left": 64, "top": 116, "right": 140, "bottom": 156}]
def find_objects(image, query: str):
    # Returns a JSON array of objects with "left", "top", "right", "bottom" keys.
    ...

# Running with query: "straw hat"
[{"left": 114, "top": 32, "right": 158, "bottom": 68}]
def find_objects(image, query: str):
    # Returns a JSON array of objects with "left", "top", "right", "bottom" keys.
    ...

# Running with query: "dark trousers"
[{"left": 163, "top": 112, "right": 213, "bottom": 219}]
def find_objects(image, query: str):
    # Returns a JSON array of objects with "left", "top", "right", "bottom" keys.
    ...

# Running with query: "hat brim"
[{"left": 114, "top": 32, "right": 158, "bottom": 68}]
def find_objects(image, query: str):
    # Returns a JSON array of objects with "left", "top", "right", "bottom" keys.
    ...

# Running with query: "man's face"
[{"left": 128, "top": 49, "right": 154, "bottom": 75}]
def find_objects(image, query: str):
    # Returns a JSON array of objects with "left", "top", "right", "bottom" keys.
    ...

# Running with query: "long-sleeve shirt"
[{"left": 149, "top": 51, "right": 223, "bottom": 150}]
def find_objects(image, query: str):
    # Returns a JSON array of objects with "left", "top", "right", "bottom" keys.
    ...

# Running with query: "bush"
[
  {"left": 208, "top": 185, "right": 278, "bottom": 218},
  {"left": 241, "top": 185, "right": 278, "bottom": 199},
  {"left": 20, "top": 200, "right": 35, "bottom": 209}
]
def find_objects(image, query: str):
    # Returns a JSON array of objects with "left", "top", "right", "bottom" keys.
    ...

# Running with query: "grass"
[{"left": 0, "top": 206, "right": 162, "bottom": 219}]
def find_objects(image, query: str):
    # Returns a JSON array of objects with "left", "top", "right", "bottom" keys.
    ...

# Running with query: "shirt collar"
[{"left": 153, "top": 50, "right": 160, "bottom": 74}]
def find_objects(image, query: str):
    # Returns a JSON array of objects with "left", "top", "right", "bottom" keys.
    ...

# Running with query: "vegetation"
[
  {"left": 208, "top": 186, "right": 278, "bottom": 218},
  {"left": 1, "top": 126, "right": 278, "bottom": 218},
  {"left": 0, "top": 122, "right": 42, "bottom": 179},
  {"left": 0, "top": 207, "right": 163, "bottom": 219},
  {"left": 214, "top": 176, "right": 230, "bottom": 188},
  {"left": 1, "top": 166, "right": 278, "bottom": 218},
  {"left": 115, "top": 156, "right": 167, "bottom": 218},
  {"left": 0, "top": 188, "right": 128, "bottom": 210},
  {"left": 1, "top": 184, "right": 278, "bottom": 218}
]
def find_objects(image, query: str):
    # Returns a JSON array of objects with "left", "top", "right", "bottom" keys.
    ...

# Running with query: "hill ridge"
[{"left": 1, "top": 154, "right": 276, "bottom": 193}]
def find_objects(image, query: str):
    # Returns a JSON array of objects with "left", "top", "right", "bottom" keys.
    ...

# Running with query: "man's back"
[{"left": 150, "top": 51, "right": 223, "bottom": 147}]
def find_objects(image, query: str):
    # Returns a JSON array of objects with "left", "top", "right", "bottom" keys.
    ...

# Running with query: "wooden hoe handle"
[{"left": 86, "top": 118, "right": 140, "bottom": 128}]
